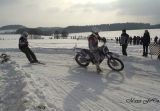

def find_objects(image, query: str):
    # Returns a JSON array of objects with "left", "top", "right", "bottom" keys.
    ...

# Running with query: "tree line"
[
  {"left": 1, "top": 23, "right": 160, "bottom": 37},
  {"left": 16, "top": 28, "right": 68, "bottom": 39}
]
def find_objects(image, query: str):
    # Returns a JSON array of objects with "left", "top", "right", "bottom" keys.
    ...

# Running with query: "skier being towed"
[{"left": 19, "top": 32, "right": 39, "bottom": 63}]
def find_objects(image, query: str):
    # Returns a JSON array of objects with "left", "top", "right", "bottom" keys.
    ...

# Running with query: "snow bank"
[{"left": 0, "top": 60, "right": 53, "bottom": 111}]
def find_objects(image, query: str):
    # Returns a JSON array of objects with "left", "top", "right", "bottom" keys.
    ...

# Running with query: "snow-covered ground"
[{"left": 0, "top": 39, "right": 160, "bottom": 111}]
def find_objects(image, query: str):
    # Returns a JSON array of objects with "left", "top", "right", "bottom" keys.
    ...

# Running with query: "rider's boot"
[{"left": 96, "top": 64, "right": 102, "bottom": 73}]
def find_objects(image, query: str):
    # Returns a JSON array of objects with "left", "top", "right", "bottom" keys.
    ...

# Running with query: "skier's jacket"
[{"left": 19, "top": 36, "right": 28, "bottom": 48}]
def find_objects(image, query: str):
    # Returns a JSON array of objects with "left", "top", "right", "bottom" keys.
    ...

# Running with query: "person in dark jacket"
[
  {"left": 19, "top": 32, "right": 38, "bottom": 63},
  {"left": 133, "top": 36, "right": 137, "bottom": 45},
  {"left": 154, "top": 36, "right": 158, "bottom": 44},
  {"left": 120, "top": 29, "right": 129, "bottom": 56},
  {"left": 142, "top": 30, "right": 150, "bottom": 57},
  {"left": 158, "top": 39, "right": 160, "bottom": 60},
  {"left": 129, "top": 36, "right": 133, "bottom": 45},
  {"left": 158, "top": 38, "right": 160, "bottom": 44}
]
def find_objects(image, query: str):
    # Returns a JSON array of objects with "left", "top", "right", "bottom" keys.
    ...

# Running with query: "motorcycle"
[{"left": 74, "top": 42, "right": 124, "bottom": 71}]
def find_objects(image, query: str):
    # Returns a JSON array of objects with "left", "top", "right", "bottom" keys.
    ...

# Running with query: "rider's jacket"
[{"left": 88, "top": 33, "right": 101, "bottom": 51}]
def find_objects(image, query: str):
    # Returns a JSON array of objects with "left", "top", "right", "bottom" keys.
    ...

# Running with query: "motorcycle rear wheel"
[{"left": 75, "top": 54, "right": 90, "bottom": 67}]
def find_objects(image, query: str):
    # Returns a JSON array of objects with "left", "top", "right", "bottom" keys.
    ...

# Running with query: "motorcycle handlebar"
[{"left": 101, "top": 37, "right": 107, "bottom": 45}]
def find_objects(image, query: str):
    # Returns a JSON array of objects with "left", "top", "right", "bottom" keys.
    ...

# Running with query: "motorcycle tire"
[
  {"left": 107, "top": 57, "right": 124, "bottom": 71},
  {"left": 75, "top": 54, "right": 90, "bottom": 67}
]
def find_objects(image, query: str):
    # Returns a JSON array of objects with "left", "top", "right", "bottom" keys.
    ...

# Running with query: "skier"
[{"left": 19, "top": 32, "right": 39, "bottom": 63}]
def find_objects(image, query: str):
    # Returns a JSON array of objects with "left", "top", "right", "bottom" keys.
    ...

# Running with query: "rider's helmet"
[
  {"left": 22, "top": 31, "right": 29, "bottom": 38},
  {"left": 91, "top": 27, "right": 100, "bottom": 37}
]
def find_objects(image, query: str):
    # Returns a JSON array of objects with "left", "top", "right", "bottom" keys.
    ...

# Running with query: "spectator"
[
  {"left": 154, "top": 36, "right": 158, "bottom": 44},
  {"left": 158, "top": 39, "right": 160, "bottom": 60},
  {"left": 133, "top": 36, "right": 137, "bottom": 45},
  {"left": 158, "top": 38, "right": 160, "bottom": 44},
  {"left": 129, "top": 36, "right": 133, "bottom": 45},
  {"left": 118, "top": 37, "right": 121, "bottom": 44},
  {"left": 142, "top": 30, "right": 150, "bottom": 57},
  {"left": 137, "top": 36, "right": 141, "bottom": 45},
  {"left": 116, "top": 37, "right": 119, "bottom": 44},
  {"left": 140, "top": 36, "right": 143, "bottom": 45},
  {"left": 120, "top": 29, "right": 129, "bottom": 56}
]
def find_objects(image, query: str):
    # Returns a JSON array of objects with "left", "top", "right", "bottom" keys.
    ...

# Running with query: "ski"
[{"left": 30, "top": 61, "right": 46, "bottom": 65}]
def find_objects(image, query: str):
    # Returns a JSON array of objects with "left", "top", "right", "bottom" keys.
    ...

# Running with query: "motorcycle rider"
[
  {"left": 19, "top": 32, "right": 39, "bottom": 63},
  {"left": 88, "top": 29, "right": 106, "bottom": 73}
]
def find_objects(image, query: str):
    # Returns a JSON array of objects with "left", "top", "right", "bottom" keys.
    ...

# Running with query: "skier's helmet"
[{"left": 22, "top": 32, "right": 29, "bottom": 37}]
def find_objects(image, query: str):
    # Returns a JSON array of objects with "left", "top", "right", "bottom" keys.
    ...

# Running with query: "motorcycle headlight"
[{"left": 103, "top": 47, "right": 109, "bottom": 54}]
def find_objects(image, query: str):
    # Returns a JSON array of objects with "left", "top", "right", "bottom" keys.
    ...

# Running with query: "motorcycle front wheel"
[
  {"left": 107, "top": 57, "right": 124, "bottom": 71},
  {"left": 75, "top": 54, "right": 90, "bottom": 67}
]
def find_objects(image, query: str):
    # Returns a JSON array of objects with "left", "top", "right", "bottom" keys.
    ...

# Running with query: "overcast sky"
[{"left": 0, "top": 0, "right": 160, "bottom": 27}]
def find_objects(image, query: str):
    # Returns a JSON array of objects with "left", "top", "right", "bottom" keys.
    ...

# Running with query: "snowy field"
[
  {"left": 1, "top": 29, "right": 160, "bottom": 40},
  {"left": 69, "top": 29, "right": 160, "bottom": 39},
  {"left": 0, "top": 33, "right": 160, "bottom": 111}
]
